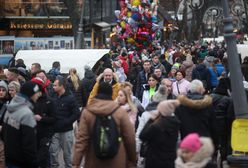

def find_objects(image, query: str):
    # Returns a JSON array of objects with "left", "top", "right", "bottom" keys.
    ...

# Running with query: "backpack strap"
[
  {"left": 87, "top": 105, "right": 120, "bottom": 116},
  {"left": 109, "top": 105, "right": 120, "bottom": 116}
]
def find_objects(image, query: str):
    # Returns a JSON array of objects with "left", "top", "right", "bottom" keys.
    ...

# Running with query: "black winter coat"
[
  {"left": 67, "top": 76, "right": 83, "bottom": 106},
  {"left": 34, "top": 94, "right": 56, "bottom": 141},
  {"left": 210, "top": 93, "right": 232, "bottom": 136},
  {"left": 175, "top": 93, "right": 217, "bottom": 146},
  {"left": 80, "top": 70, "right": 96, "bottom": 107},
  {"left": 140, "top": 116, "right": 180, "bottom": 168},
  {"left": 135, "top": 70, "right": 152, "bottom": 101},
  {"left": 52, "top": 91, "right": 80, "bottom": 132},
  {"left": 192, "top": 64, "right": 211, "bottom": 90}
]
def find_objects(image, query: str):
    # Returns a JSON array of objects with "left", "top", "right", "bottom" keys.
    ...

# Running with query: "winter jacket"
[
  {"left": 52, "top": 90, "right": 80, "bottom": 132},
  {"left": 33, "top": 94, "right": 56, "bottom": 141},
  {"left": 192, "top": 64, "right": 211, "bottom": 90},
  {"left": 175, "top": 137, "right": 216, "bottom": 168},
  {"left": 180, "top": 60, "right": 195, "bottom": 82},
  {"left": 135, "top": 70, "right": 152, "bottom": 101},
  {"left": 172, "top": 79, "right": 190, "bottom": 97},
  {"left": 87, "top": 73, "right": 120, "bottom": 105},
  {"left": 118, "top": 55, "right": 129, "bottom": 75},
  {"left": 241, "top": 62, "right": 248, "bottom": 81},
  {"left": 141, "top": 84, "right": 159, "bottom": 108},
  {"left": 67, "top": 76, "right": 83, "bottom": 106},
  {"left": 3, "top": 94, "right": 38, "bottom": 168},
  {"left": 151, "top": 61, "right": 166, "bottom": 74},
  {"left": 136, "top": 102, "right": 159, "bottom": 153},
  {"left": 140, "top": 116, "right": 180, "bottom": 168},
  {"left": 80, "top": 69, "right": 96, "bottom": 107},
  {"left": 72, "top": 98, "right": 136, "bottom": 168},
  {"left": 208, "top": 64, "right": 225, "bottom": 88},
  {"left": 175, "top": 93, "right": 217, "bottom": 145}
]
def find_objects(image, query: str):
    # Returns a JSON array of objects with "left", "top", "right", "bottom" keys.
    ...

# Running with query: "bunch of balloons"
[{"left": 110, "top": 0, "right": 161, "bottom": 51}]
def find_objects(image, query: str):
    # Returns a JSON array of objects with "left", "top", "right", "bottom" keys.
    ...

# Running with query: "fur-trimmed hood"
[
  {"left": 175, "top": 137, "right": 214, "bottom": 168},
  {"left": 177, "top": 94, "right": 212, "bottom": 109}
]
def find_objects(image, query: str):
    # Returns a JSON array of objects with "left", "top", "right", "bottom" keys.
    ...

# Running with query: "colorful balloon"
[{"left": 132, "top": 0, "right": 141, "bottom": 6}]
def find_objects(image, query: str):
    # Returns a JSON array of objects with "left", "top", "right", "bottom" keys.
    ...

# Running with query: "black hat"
[
  {"left": 20, "top": 81, "right": 42, "bottom": 98},
  {"left": 8, "top": 67, "right": 19, "bottom": 74},
  {"left": 97, "top": 82, "right": 113, "bottom": 98},
  {"left": 17, "top": 67, "right": 28, "bottom": 79}
]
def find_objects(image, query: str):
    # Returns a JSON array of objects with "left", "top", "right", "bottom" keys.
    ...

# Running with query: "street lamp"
[
  {"left": 220, "top": 0, "right": 248, "bottom": 163},
  {"left": 189, "top": 0, "right": 204, "bottom": 41}
]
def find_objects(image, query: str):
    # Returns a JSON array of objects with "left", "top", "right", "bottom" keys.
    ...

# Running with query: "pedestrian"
[
  {"left": 87, "top": 68, "right": 120, "bottom": 105},
  {"left": 31, "top": 77, "right": 56, "bottom": 168},
  {"left": 139, "top": 99, "right": 181, "bottom": 168},
  {"left": 67, "top": 68, "right": 82, "bottom": 106},
  {"left": 141, "top": 74, "right": 159, "bottom": 108},
  {"left": 36, "top": 70, "right": 54, "bottom": 97},
  {"left": 72, "top": 82, "right": 136, "bottom": 168},
  {"left": 175, "top": 79, "right": 217, "bottom": 145},
  {"left": 0, "top": 80, "right": 10, "bottom": 167},
  {"left": 135, "top": 60, "right": 153, "bottom": 101},
  {"left": 175, "top": 133, "right": 216, "bottom": 168},
  {"left": 30, "top": 63, "right": 41, "bottom": 79},
  {"left": 116, "top": 88, "right": 137, "bottom": 126},
  {"left": 172, "top": 70, "right": 190, "bottom": 97},
  {"left": 50, "top": 75, "right": 80, "bottom": 168},
  {"left": 6, "top": 67, "right": 20, "bottom": 84},
  {"left": 3, "top": 81, "right": 43, "bottom": 168},
  {"left": 136, "top": 85, "right": 168, "bottom": 168},
  {"left": 8, "top": 81, "right": 21, "bottom": 99},
  {"left": 80, "top": 65, "right": 96, "bottom": 108}
]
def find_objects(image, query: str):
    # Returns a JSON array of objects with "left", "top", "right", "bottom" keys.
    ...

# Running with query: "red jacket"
[{"left": 118, "top": 55, "right": 129, "bottom": 75}]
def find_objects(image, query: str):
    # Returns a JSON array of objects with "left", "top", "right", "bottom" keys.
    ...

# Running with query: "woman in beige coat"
[{"left": 72, "top": 82, "right": 137, "bottom": 168}]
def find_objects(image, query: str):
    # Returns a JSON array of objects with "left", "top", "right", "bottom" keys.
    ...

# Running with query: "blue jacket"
[
  {"left": 53, "top": 90, "right": 80, "bottom": 132},
  {"left": 208, "top": 64, "right": 225, "bottom": 88}
]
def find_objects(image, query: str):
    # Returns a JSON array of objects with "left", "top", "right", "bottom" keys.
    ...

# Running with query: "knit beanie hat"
[
  {"left": 153, "top": 85, "right": 167, "bottom": 102},
  {"left": 0, "top": 80, "right": 8, "bottom": 92},
  {"left": 20, "top": 81, "right": 42, "bottom": 98},
  {"left": 8, "top": 81, "right": 21, "bottom": 92},
  {"left": 157, "top": 100, "right": 180, "bottom": 116},
  {"left": 97, "top": 81, "right": 113, "bottom": 97},
  {"left": 31, "top": 77, "right": 45, "bottom": 93},
  {"left": 180, "top": 133, "right": 202, "bottom": 153}
]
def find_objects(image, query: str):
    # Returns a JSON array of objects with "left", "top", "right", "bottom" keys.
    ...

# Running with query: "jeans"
[{"left": 49, "top": 130, "right": 74, "bottom": 168}]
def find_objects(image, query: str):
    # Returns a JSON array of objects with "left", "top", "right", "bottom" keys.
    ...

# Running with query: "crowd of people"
[{"left": 0, "top": 39, "right": 247, "bottom": 168}]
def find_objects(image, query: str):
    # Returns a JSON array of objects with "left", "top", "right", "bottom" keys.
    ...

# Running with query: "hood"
[
  {"left": 85, "top": 69, "right": 96, "bottom": 79},
  {"left": 7, "top": 94, "right": 33, "bottom": 113},
  {"left": 177, "top": 94, "right": 212, "bottom": 109},
  {"left": 86, "top": 98, "right": 120, "bottom": 115},
  {"left": 176, "top": 138, "right": 214, "bottom": 168},
  {"left": 182, "top": 60, "right": 194, "bottom": 68},
  {"left": 195, "top": 64, "right": 206, "bottom": 71},
  {"left": 190, "top": 137, "right": 214, "bottom": 162}
]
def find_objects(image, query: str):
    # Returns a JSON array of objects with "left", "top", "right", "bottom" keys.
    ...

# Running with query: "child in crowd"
[{"left": 175, "top": 133, "right": 216, "bottom": 168}]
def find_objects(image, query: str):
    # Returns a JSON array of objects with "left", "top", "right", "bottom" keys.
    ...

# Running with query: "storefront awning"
[{"left": 94, "top": 22, "right": 111, "bottom": 31}]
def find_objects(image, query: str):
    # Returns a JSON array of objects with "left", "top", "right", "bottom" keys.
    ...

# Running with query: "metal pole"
[
  {"left": 244, "top": 0, "right": 248, "bottom": 34},
  {"left": 221, "top": 0, "right": 248, "bottom": 118},
  {"left": 75, "top": 1, "right": 85, "bottom": 49}
]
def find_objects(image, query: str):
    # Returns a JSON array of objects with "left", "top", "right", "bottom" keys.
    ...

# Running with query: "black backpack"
[{"left": 92, "top": 106, "right": 121, "bottom": 159}]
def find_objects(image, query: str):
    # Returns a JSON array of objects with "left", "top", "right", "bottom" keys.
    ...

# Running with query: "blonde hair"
[
  {"left": 69, "top": 68, "right": 79, "bottom": 91},
  {"left": 119, "top": 88, "right": 137, "bottom": 113}
]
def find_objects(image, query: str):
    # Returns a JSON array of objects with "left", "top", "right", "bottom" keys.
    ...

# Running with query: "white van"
[{"left": 15, "top": 49, "right": 110, "bottom": 79}]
